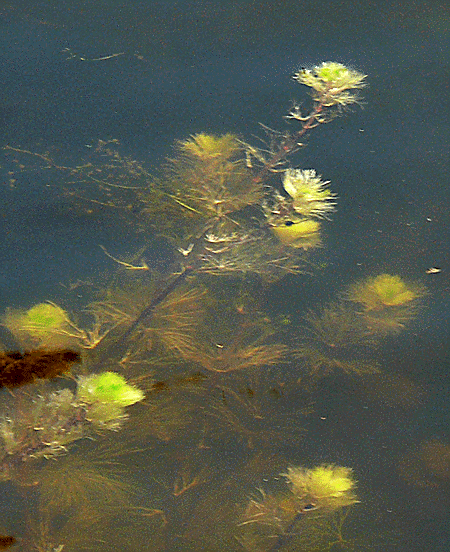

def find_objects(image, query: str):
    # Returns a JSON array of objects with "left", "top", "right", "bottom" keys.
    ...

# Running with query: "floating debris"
[{"left": 0, "top": 349, "right": 80, "bottom": 389}]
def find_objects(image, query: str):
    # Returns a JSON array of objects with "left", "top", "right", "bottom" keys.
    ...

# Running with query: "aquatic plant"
[
  {"left": 246, "top": 62, "right": 367, "bottom": 184},
  {"left": 0, "top": 388, "right": 85, "bottom": 480},
  {"left": 239, "top": 463, "right": 359, "bottom": 551},
  {"left": 283, "top": 464, "right": 358, "bottom": 511},
  {"left": 168, "top": 133, "right": 262, "bottom": 219},
  {"left": 22, "top": 439, "right": 167, "bottom": 552},
  {"left": 151, "top": 126, "right": 329, "bottom": 276},
  {"left": 2, "top": 301, "right": 119, "bottom": 350},
  {"left": 185, "top": 336, "right": 287, "bottom": 375},
  {"left": 0, "top": 61, "right": 374, "bottom": 551},
  {"left": 194, "top": 222, "right": 309, "bottom": 277},
  {"left": 202, "top": 373, "right": 312, "bottom": 449},
  {"left": 240, "top": 488, "right": 300, "bottom": 532},
  {"left": 90, "top": 280, "right": 207, "bottom": 357},
  {"left": 125, "top": 391, "right": 199, "bottom": 442},
  {"left": 294, "top": 301, "right": 380, "bottom": 379},
  {"left": 294, "top": 62, "right": 367, "bottom": 109},
  {"left": 77, "top": 371, "right": 145, "bottom": 428},
  {"left": 77, "top": 371, "right": 144, "bottom": 406},
  {"left": 38, "top": 445, "right": 137, "bottom": 525},
  {"left": 269, "top": 218, "right": 321, "bottom": 249},
  {"left": 2, "top": 302, "right": 71, "bottom": 347},
  {"left": 0, "top": 373, "right": 145, "bottom": 478},
  {"left": 347, "top": 273, "right": 424, "bottom": 311},
  {"left": 347, "top": 273, "right": 426, "bottom": 335},
  {"left": 5, "top": 61, "right": 367, "bottom": 282},
  {"left": 180, "top": 305, "right": 288, "bottom": 374},
  {"left": 240, "top": 500, "right": 402, "bottom": 552},
  {"left": 282, "top": 168, "right": 337, "bottom": 219},
  {"left": 139, "top": 285, "right": 207, "bottom": 356}
]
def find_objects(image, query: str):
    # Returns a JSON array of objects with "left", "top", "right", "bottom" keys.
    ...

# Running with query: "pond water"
[{"left": 0, "top": 1, "right": 449, "bottom": 550}]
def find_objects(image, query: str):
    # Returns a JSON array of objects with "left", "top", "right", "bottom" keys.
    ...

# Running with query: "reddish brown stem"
[{"left": 252, "top": 103, "right": 324, "bottom": 185}]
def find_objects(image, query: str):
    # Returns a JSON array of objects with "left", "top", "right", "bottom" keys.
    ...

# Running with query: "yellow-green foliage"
[
  {"left": 77, "top": 372, "right": 145, "bottom": 429},
  {"left": 283, "top": 168, "right": 336, "bottom": 219},
  {"left": 294, "top": 62, "right": 367, "bottom": 107},
  {"left": 178, "top": 133, "right": 241, "bottom": 161},
  {"left": 370, "top": 274, "right": 417, "bottom": 306},
  {"left": 2, "top": 302, "right": 70, "bottom": 345},
  {"left": 169, "top": 133, "right": 262, "bottom": 218},
  {"left": 348, "top": 274, "right": 424, "bottom": 311},
  {"left": 77, "top": 372, "right": 145, "bottom": 407},
  {"left": 283, "top": 464, "right": 358, "bottom": 511},
  {"left": 316, "top": 62, "right": 365, "bottom": 88},
  {"left": 271, "top": 219, "right": 321, "bottom": 249}
]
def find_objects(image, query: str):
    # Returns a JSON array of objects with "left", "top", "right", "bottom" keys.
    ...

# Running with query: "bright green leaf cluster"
[
  {"left": 283, "top": 464, "right": 359, "bottom": 511},
  {"left": 3, "top": 302, "right": 69, "bottom": 341},
  {"left": 294, "top": 62, "right": 367, "bottom": 107},
  {"left": 77, "top": 372, "right": 145, "bottom": 406},
  {"left": 77, "top": 372, "right": 145, "bottom": 429}
]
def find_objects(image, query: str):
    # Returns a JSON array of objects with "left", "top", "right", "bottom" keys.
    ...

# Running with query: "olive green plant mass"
[{"left": 0, "top": 62, "right": 419, "bottom": 551}]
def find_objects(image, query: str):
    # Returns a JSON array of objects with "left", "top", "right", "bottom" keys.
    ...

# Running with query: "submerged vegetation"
[
  {"left": 238, "top": 463, "right": 359, "bottom": 551},
  {"left": 346, "top": 274, "right": 426, "bottom": 335},
  {"left": 294, "top": 301, "right": 381, "bottom": 379},
  {"left": 0, "top": 61, "right": 430, "bottom": 551}
]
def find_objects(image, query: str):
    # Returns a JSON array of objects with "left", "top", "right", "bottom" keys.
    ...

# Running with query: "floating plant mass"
[{"left": 1, "top": 61, "right": 424, "bottom": 551}]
